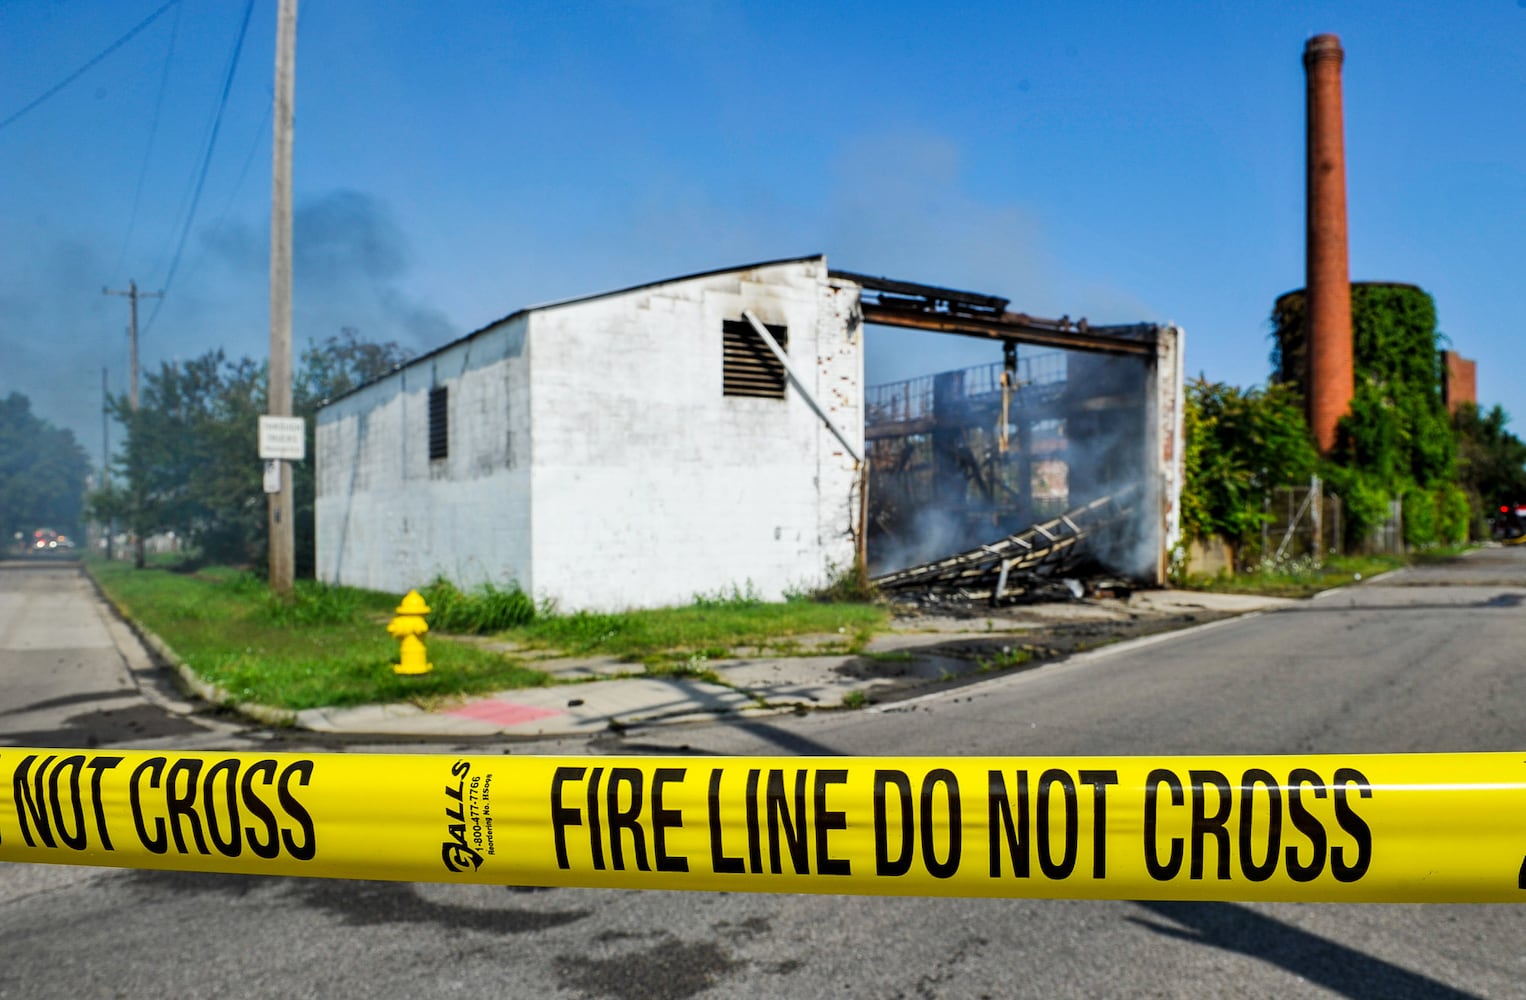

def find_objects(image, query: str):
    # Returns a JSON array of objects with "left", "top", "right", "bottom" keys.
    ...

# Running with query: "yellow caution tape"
[{"left": 1, "top": 748, "right": 1522, "bottom": 903}]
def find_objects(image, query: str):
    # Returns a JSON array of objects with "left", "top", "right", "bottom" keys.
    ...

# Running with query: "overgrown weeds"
[
  {"left": 784, "top": 563, "right": 880, "bottom": 604},
  {"left": 1182, "top": 552, "right": 1408, "bottom": 598},
  {"left": 419, "top": 577, "right": 537, "bottom": 633},
  {"left": 977, "top": 646, "right": 1034, "bottom": 672},
  {"left": 692, "top": 582, "right": 764, "bottom": 609},
  {"left": 253, "top": 579, "right": 373, "bottom": 626}
]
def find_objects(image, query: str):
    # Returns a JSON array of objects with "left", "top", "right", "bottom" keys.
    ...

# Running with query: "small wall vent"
[{"left": 428, "top": 386, "right": 449, "bottom": 460}]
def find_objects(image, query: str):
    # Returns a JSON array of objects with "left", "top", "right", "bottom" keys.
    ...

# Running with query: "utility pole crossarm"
[
  {"left": 103, "top": 280, "right": 163, "bottom": 412},
  {"left": 103, "top": 280, "right": 161, "bottom": 571}
]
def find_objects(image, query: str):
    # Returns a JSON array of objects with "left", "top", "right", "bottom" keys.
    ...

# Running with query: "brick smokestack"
[{"left": 1304, "top": 33, "right": 1353, "bottom": 454}]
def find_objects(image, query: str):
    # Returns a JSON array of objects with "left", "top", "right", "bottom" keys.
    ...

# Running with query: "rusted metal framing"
[{"left": 833, "top": 270, "right": 1159, "bottom": 357}]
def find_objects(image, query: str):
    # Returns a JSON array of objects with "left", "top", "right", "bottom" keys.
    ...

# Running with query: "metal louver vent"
[
  {"left": 722, "top": 319, "right": 788, "bottom": 399},
  {"left": 428, "top": 386, "right": 448, "bottom": 460}
]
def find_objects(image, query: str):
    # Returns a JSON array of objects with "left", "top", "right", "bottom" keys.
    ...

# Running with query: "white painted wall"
[
  {"left": 525, "top": 259, "right": 861, "bottom": 610},
  {"left": 315, "top": 315, "right": 533, "bottom": 593},
  {"left": 316, "top": 258, "right": 864, "bottom": 610}
]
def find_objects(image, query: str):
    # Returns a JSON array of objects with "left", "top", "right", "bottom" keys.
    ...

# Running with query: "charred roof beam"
[
  {"left": 832, "top": 271, "right": 1010, "bottom": 317},
  {"left": 833, "top": 270, "right": 1158, "bottom": 357}
]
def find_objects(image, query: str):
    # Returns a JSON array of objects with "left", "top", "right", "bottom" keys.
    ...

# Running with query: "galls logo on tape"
[{"left": 442, "top": 759, "right": 496, "bottom": 872}]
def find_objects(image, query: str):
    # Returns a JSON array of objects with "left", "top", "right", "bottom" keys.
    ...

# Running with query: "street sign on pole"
[{"left": 258, "top": 416, "right": 306, "bottom": 461}]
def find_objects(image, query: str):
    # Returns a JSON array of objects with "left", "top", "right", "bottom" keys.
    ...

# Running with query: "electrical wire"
[
  {"left": 141, "top": 0, "right": 256, "bottom": 335},
  {"left": 0, "top": 0, "right": 181, "bottom": 135},
  {"left": 188, "top": 0, "right": 316, "bottom": 285},
  {"left": 175, "top": 94, "right": 271, "bottom": 291},
  {"left": 110, "top": 0, "right": 184, "bottom": 284}
]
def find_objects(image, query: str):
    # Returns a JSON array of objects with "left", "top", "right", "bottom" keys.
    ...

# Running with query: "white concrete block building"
[{"left": 315, "top": 256, "right": 865, "bottom": 611}]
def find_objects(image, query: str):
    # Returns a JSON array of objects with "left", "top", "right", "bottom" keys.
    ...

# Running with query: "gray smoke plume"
[
  {"left": 866, "top": 344, "right": 1162, "bottom": 586},
  {"left": 0, "top": 239, "right": 119, "bottom": 469},
  {"left": 205, "top": 188, "right": 456, "bottom": 351},
  {"left": 0, "top": 188, "right": 457, "bottom": 464}
]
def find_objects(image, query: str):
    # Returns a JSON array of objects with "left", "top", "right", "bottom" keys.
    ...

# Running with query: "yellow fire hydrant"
[{"left": 387, "top": 590, "right": 433, "bottom": 675}]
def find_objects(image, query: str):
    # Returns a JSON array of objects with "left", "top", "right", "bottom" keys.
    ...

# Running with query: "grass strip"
[
  {"left": 87, "top": 560, "right": 890, "bottom": 709},
  {"left": 87, "top": 561, "right": 548, "bottom": 711}
]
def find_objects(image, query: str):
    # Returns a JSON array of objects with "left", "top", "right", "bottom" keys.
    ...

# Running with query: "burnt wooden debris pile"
[{"left": 870, "top": 487, "right": 1140, "bottom": 606}]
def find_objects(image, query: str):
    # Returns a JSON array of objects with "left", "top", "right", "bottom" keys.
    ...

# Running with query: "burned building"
[
  {"left": 315, "top": 257, "right": 1183, "bottom": 611},
  {"left": 853, "top": 275, "right": 1184, "bottom": 597}
]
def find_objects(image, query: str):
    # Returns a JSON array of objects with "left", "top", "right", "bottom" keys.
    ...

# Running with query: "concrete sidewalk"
[{"left": 274, "top": 589, "right": 1292, "bottom": 739}]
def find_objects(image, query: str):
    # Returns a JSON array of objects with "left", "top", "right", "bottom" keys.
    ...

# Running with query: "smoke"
[
  {"left": 0, "top": 239, "right": 119, "bottom": 470},
  {"left": 205, "top": 188, "right": 456, "bottom": 350},
  {"left": 831, "top": 132, "right": 1168, "bottom": 584},
  {"left": 1057, "top": 351, "right": 1160, "bottom": 580},
  {"left": 867, "top": 347, "right": 1163, "bottom": 586},
  {"left": 0, "top": 188, "right": 455, "bottom": 466}
]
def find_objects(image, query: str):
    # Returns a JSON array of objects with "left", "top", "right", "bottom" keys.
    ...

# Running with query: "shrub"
[
  {"left": 1181, "top": 378, "right": 1318, "bottom": 561},
  {"left": 1401, "top": 484, "right": 1438, "bottom": 548},
  {"left": 692, "top": 582, "right": 763, "bottom": 609},
  {"left": 1438, "top": 484, "right": 1471, "bottom": 545}
]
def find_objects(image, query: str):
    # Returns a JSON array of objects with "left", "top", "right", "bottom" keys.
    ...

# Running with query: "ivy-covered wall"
[{"left": 1270, "top": 283, "right": 1466, "bottom": 547}]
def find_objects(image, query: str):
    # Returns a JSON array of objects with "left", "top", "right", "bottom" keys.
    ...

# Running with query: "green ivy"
[{"left": 1271, "top": 283, "right": 1459, "bottom": 546}]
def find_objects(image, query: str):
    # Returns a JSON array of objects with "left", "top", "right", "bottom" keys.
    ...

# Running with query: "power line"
[
  {"left": 172, "top": 0, "right": 317, "bottom": 293},
  {"left": 0, "top": 0, "right": 181, "bottom": 135},
  {"left": 175, "top": 96, "right": 271, "bottom": 292},
  {"left": 150, "top": 0, "right": 317, "bottom": 300},
  {"left": 142, "top": 0, "right": 256, "bottom": 335},
  {"left": 111, "top": 0, "right": 184, "bottom": 284}
]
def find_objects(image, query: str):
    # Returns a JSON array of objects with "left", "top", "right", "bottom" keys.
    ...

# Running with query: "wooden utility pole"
[
  {"left": 268, "top": 0, "right": 297, "bottom": 594},
  {"left": 104, "top": 279, "right": 161, "bottom": 568},
  {"left": 103, "top": 279, "right": 161, "bottom": 411},
  {"left": 101, "top": 367, "right": 113, "bottom": 561},
  {"left": 100, "top": 368, "right": 109, "bottom": 483}
]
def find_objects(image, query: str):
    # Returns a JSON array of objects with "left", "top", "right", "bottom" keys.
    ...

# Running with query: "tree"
[
  {"left": 1453, "top": 403, "right": 1526, "bottom": 535},
  {"left": 0, "top": 392, "right": 91, "bottom": 545},
  {"left": 100, "top": 331, "right": 412, "bottom": 573},
  {"left": 296, "top": 327, "right": 410, "bottom": 406},
  {"left": 1181, "top": 379, "right": 1319, "bottom": 562},
  {"left": 106, "top": 352, "right": 266, "bottom": 566}
]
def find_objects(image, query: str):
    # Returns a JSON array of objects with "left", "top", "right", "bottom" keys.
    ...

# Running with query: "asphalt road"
[{"left": 1, "top": 553, "right": 1523, "bottom": 999}]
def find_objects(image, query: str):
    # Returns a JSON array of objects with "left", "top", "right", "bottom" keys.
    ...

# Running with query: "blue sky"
[{"left": 3, "top": 1, "right": 1523, "bottom": 466}]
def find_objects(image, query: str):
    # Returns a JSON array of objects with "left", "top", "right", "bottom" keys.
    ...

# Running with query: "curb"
[
  {"left": 1311, "top": 566, "right": 1406, "bottom": 600},
  {"left": 81, "top": 565, "right": 299, "bottom": 729}
]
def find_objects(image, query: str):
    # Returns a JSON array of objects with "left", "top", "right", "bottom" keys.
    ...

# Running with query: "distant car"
[
  {"left": 1491, "top": 503, "right": 1526, "bottom": 542},
  {"left": 27, "top": 529, "right": 74, "bottom": 552}
]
